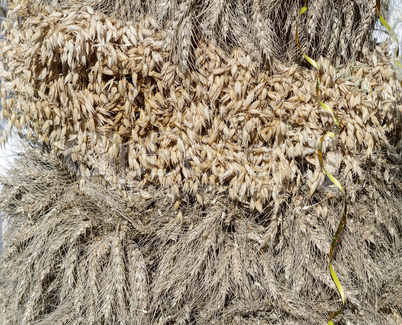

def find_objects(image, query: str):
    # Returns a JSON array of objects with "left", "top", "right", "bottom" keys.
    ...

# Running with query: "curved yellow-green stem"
[
  {"left": 376, "top": 0, "right": 401, "bottom": 69},
  {"left": 296, "top": 1, "right": 347, "bottom": 324},
  {"left": 318, "top": 134, "right": 347, "bottom": 325}
]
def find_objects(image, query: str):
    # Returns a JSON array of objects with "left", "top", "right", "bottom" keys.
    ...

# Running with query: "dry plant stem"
[
  {"left": 0, "top": 0, "right": 401, "bottom": 324},
  {"left": 0, "top": 145, "right": 401, "bottom": 324},
  {"left": 296, "top": 2, "right": 348, "bottom": 324}
]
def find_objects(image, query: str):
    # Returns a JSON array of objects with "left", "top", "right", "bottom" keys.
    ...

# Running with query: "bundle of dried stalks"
[
  {"left": 3, "top": 0, "right": 390, "bottom": 70},
  {"left": 0, "top": 3, "right": 401, "bottom": 213},
  {"left": 0, "top": 0, "right": 402, "bottom": 324},
  {"left": 0, "top": 142, "right": 401, "bottom": 324}
]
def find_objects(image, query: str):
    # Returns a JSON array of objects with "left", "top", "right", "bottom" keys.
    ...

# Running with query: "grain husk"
[{"left": 0, "top": 0, "right": 401, "bottom": 324}]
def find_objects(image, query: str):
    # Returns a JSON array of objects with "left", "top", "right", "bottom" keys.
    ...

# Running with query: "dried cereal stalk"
[
  {"left": 0, "top": 0, "right": 401, "bottom": 324},
  {"left": 0, "top": 146, "right": 401, "bottom": 323},
  {"left": 2, "top": 0, "right": 387, "bottom": 69}
]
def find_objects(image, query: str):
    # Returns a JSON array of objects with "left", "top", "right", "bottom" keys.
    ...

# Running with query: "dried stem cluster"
[
  {"left": 8, "top": 0, "right": 389, "bottom": 70},
  {"left": 0, "top": 3, "right": 401, "bottom": 212},
  {"left": 0, "top": 1, "right": 401, "bottom": 324},
  {"left": 0, "top": 145, "right": 401, "bottom": 324}
]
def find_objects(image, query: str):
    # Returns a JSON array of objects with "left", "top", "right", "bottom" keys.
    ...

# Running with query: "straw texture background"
[
  {"left": 1, "top": 144, "right": 401, "bottom": 324},
  {"left": 0, "top": 0, "right": 401, "bottom": 324},
  {"left": 5, "top": 0, "right": 391, "bottom": 71}
]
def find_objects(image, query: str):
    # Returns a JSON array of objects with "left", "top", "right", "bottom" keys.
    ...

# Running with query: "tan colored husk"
[
  {"left": 0, "top": 4, "right": 401, "bottom": 213},
  {"left": 0, "top": 1, "right": 402, "bottom": 324}
]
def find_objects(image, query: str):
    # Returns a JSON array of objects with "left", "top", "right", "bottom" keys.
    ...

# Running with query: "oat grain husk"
[{"left": 0, "top": 1, "right": 401, "bottom": 324}]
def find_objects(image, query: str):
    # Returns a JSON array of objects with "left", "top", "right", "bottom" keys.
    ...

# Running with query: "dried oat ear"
[{"left": 0, "top": 0, "right": 401, "bottom": 324}]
